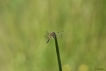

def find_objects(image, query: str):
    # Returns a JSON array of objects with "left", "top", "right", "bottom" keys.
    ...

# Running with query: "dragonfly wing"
[
  {"left": 46, "top": 31, "right": 49, "bottom": 35},
  {"left": 45, "top": 35, "right": 48, "bottom": 39},
  {"left": 45, "top": 31, "right": 50, "bottom": 39},
  {"left": 56, "top": 31, "right": 63, "bottom": 37}
]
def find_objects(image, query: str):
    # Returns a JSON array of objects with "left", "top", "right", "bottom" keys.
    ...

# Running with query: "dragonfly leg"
[{"left": 46, "top": 39, "right": 50, "bottom": 43}]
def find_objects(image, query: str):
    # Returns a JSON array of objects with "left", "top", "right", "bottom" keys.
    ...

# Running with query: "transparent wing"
[
  {"left": 45, "top": 31, "right": 51, "bottom": 43},
  {"left": 45, "top": 31, "right": 50, "bottom": 39},
  {"left": 46, "top": 31, "right": 49, "bottom": 35},
  {"left": 56, "top": 31, "right": 63, "bottom": 37},
  {"left": 45, "top": 35, "right": 48, "bottom": 39}
]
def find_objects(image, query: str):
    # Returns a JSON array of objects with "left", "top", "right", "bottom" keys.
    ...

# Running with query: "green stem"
[{"left": 53, "top": 32, "right": 62, "bottom": 71}]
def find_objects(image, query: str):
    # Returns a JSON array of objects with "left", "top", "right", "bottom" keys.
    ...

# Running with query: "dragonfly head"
[{"left": 51, "top": 32, "right": 55, "bottom": 37}]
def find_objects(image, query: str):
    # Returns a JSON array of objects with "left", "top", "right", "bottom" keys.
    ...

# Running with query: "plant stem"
[{"left": 53, "top": 32, "right": 62, "bottom": 71}]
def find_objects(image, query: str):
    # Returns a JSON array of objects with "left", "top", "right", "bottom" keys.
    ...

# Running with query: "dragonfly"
[{"left": 45, "top": 31, "right": 63, "bottom": 43}]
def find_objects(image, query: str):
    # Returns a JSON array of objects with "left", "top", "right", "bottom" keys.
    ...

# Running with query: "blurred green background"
[{"left": 0, "top": 0, "right": 106, "bottom": 71}]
